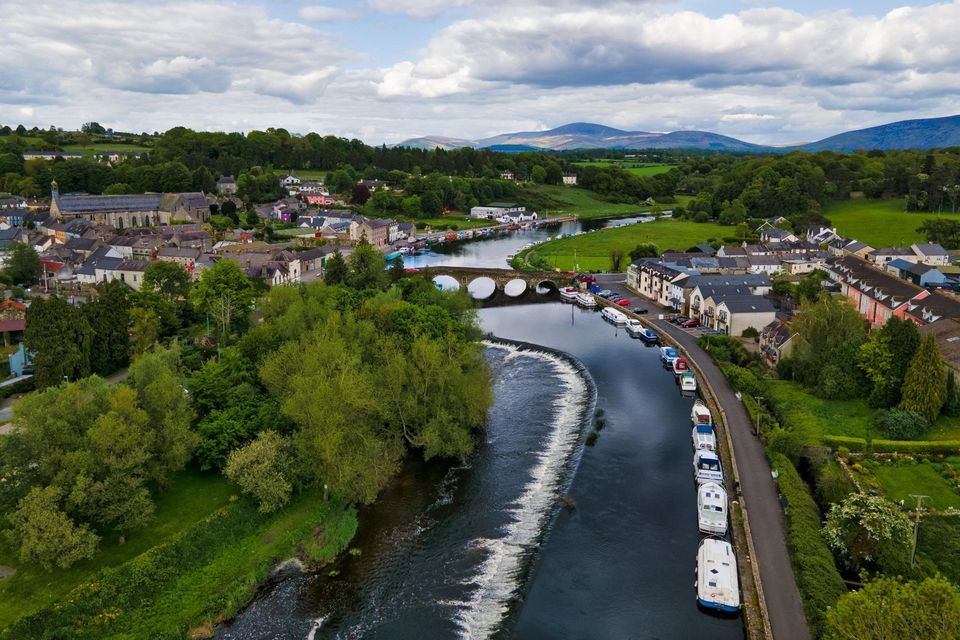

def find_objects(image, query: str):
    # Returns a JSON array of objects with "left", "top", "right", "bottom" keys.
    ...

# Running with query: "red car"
[
  {"left": 615, "top": 299, "right": 631, "bottom": 306},
  {"left": 680, "top": 318, "right": 700, "bottom": 328}
]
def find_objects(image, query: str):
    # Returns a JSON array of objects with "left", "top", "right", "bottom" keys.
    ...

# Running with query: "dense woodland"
[{"left": 5, "top": 125, "right": 960, "bottom": 232}]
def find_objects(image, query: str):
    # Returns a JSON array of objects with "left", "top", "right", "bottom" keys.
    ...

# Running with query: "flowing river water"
[{"left": 216, "top": 220, "right": 745, "bottom": 640}]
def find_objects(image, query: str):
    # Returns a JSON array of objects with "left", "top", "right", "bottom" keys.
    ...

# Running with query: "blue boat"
[{"left": 384, "top": 251, "right": 402, "bottom": 261}]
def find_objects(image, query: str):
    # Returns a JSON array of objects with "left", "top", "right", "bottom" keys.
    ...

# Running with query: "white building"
[
  {"left": 470, "top": 202, "right": 526, "bottom": 219},
  {"left": 281, "top": 175, "right": 302, "bottom": 188},
  {"left": 562, "top": 173, "right": 578, "bottom": 185}
]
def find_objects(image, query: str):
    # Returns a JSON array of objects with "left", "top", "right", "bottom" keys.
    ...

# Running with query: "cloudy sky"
[{"left": 2, "top": 0, "right": 960, "bottom": 145}]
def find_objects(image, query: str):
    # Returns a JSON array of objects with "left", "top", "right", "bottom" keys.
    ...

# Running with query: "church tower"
[
  {"left": 50, "top": 179, "right": 58, "bottom": 200},
  {"left": 50, "top": 180, "right": 60, "bottom": 218}
]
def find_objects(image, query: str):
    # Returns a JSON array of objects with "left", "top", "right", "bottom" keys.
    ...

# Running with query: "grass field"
[
  {"left": 61, "top": 142, "right": 152, "bottom": 158},
  {"left": 572, "top": 160, "right": 677, "bottom": 177},
  {"left": 823, "top": 198, "right": 960, "bottom": 247},
  {"left": 867, "top": 461, "right": 960, "bottom": 510},
  {"left": 415, "top": 216, "right": 495, "bottom": 230},
  {"left": 0, "top": 469, "right": 234, "bottom": 627},
  {"left": 519, "top": 217, "right": 725, "bottom": 271},
  {"left": 520, "top": 183, "right": 689, "bottom": 221},
  {"left": 767, "top": 379, "right": 960, "bottom": 444}
]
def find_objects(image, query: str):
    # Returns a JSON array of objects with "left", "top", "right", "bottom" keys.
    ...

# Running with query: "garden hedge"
[{"left": 821, "top": 435, "right": 960, "bottom": 455}]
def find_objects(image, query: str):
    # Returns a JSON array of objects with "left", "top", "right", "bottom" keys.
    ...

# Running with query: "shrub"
[
  {"left": 876, "top": 409, "right": 930, "bottom": 440},
  {"left": 771, "top": 453, "right": 847, "bottom": 637},
  {"left": 741, "top": 326, "right": 759, "bottom": 339},
  {"left": 719, "top": 362, "right": 766, "bottom": 397},
  {"left": 821, "top": 435, "right": 960, "bottom": 455}
]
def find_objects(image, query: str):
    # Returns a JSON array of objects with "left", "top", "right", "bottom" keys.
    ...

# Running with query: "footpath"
[{"left": 596, "top": 274, "right": 811, "bottom": 640}]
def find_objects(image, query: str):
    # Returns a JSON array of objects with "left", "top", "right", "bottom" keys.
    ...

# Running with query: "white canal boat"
[
  {"left": 576, "top": 292, "right": 596, "bottom": 308},
  {"left": 693, "top": 449, "right": 724, "bottom": 485},
  {"left": 680, "top": 372, "right": 697, "bottom": 395},
  {"left": 625, "top": 318, "right": 644, "bottom": 336},
  {"left": 559, "top": 286, "right": 579, "bottom": 301},
  {"left": 696, "top": 538, "right": 740, "bottom": 614},
  {"left": 692, "top": 424, "right": 716, "bottom": 451},
  {"left": 697, "top": 482, "right": 728, "bottom": 536},
  {"left": 691, "top": 400, "right": 712, "bottom": 428},
  {"left": 601, "top": 306, "right": 629, "bottom": 325}
]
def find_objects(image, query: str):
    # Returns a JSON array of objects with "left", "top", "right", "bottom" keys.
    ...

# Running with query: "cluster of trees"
[
  {"left": 0, "top": 347, "right": 194, "bottom": 568},
  {"left": 577, "top": 164, "right": 681, "bottom": 203},
  {"left": 782, "top": 296, "right": 954, "bottom": 438}
]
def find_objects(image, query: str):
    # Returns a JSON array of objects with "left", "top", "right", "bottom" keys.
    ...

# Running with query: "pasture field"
[
  {"left": 572, "top": 160, "right": 677, "bottom": 176},
  {"left": 822, "top": 198, "right": 960, "bottom": 247}
]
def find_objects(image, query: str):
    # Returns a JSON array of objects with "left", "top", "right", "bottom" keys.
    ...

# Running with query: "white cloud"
[
  {"left": 368, "top": 0, "right": 473, "bottom": 19},
  {"left": 721, "top": 113, "right": 777, "bottom": 122},
  {"left": 299, "top": 4, "right": 359, "bottom": 21}
]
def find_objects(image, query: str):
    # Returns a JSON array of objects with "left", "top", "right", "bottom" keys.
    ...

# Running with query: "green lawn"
[
  {"left": 822, "top": 198, "right": 960, "bottom": 247},
  {"left": 519, "top": 183, "right": 685, "bottom": 220},
  {"left": 61, "top": 143, "right": 152, "bottom": 158},
  {"left": 285, "top": 169, "right": 328, "bottom": 180},
  {"left": 0, "top": 469, "right": 234, "bottom": 628},
  {"left": 767, "top": 380, "right": 960, "bottom": 445},
  {"left": 867, "top": 461, "right": 960, "bottom": 510},
  {"left": 519, "top": 217, "right": 725, "bottom": 271},
  {"left": 572, "top": 160, "right": 677, "bottom": 177},
  {"left": 414, "top": 216, "right": 494, "bottom": 230}
]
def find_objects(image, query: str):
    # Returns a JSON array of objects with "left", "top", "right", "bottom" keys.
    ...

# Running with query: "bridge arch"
[
  {"left": 536, "top": 280, "right": 559, "bottom": 295},
  {"left": 467, "top": 276, "right": 497, "bottom": 300},
  {"left": 432, "top": 275, "right": 461, "bottom": 291},
  {"left": 504, "top": 279, "right": 527, "bottom": 297}
]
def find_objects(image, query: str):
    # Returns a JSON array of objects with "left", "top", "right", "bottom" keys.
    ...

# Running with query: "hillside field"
[
  {"left": 519, "top": 217, "right": 725, "bottom": 271},
  {"left": 571, "top": 160, "right": 677, "bottom": 177},
  {"left": 823, "top": 198, "right": 960, "bottom": 247}
]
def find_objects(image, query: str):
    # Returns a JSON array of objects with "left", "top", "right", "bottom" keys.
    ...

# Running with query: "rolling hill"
[{"left": 394, "top": 115, "right": 960, "bottom": 153}]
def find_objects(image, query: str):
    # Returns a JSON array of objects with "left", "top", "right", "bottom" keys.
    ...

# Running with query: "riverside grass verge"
[
  {"left": 2, "top": 489, "right": 357, "bottom": 639},
  {"left": 514, "top": 217, "right": 725, "bottom": 272}
]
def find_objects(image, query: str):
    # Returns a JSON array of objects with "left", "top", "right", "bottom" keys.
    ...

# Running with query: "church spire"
[{"left": 50, "top": 179, "right": 59, "bottom": 200}]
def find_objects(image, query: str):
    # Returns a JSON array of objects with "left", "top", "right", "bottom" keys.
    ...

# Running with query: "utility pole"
[{"left": 909, "top": 494, "right": 931, "bottom": 569}]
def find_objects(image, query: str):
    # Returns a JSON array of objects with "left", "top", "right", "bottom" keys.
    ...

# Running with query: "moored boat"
[
  {"left": 659, "top": 346, "right": 679, "bottom": 367},
  {"left": 600, "top": 306, "right": 628, "bottom": 325},
  {"left": 672, "top": 357, "right": 690, "bottom": 377},
  {"left": 680, "top": 372, "right": 697, "bottom": 394},
  {"left": 697, "top": 482, "right": 728, "bottom": 536},
  {"left": 691, "top": 399, "right": 712, "bottom": 427},
  {"left": 637, "top": 327, "right": 658, "bottom": 343},
  {"left": 576, "top": 292, "right": 596, "bottom": 308},
  {"left": 692, "top": 424, "right": 716, "bottom": 451},
  {"left": 559, "top": 286, "right": 579, "bottom": 301},
  {"left": 625, "top": 318, "right": 644, "bottom": 336},
  {"left": 696, "top": 538, "right": 740, "bottom": 614},
  {"left": 693, "top": 449, "right": 723, "bottom": 485}
]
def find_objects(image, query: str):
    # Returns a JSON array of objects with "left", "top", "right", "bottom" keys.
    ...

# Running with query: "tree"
[
  {"left": 351, "top": 182, "right": 370, "bottom": 205},
  {"left": 220, "top": 199, "right": 238, "bottom": 223},
  {"left": 875, "top": 408, "right": 929, "bottom": 440},
  {"left": 83, "top": 280, "right": 131, "bottom": 376},
  {"left": 347, "top": 238, "right": 386, "bottom": 291},
  {"left": 401, "top": 195, "right": 422, "bottom": 218},
  {"left": 323, "top": 250, "right": 348, "bottom": 286},
  {"left": 900, "top": 334, "right": 947, "bottom": 423},
  {"left": 129, "top": 307, "right": 160, "bottom": 356},
  {"left": 823, "top": 493, "right": 912, "bottom": 572},
  {"left": 127, "top": 345, "right": 196, "bottom": 489},
  {"left": 103, "top": 182, "right": 134, "bottom": 195},
  {"left": 189, "top": 259, "right": 256, "bottom": 339},
  {"left": 531, "top": 165, "right": 547, "bottom": 184},
  {"left": 609, "top": 248, "right": 626, "bottom": 272},
  {"left": 8, "top": 486, "right": 99, "bottom": 570},
  {"left": 718, "top": 198, "right": 747, "bottom": 225},
  {"left": 795, "top": 269, "right": 828, "bottom": 302},
  {"left": 23, "top": 296, "right": 92, "bottom": 388},
  {"left": 143, "top": 260, "right": 192, "bottom": 301},
  {"left": 824, "top": 575, "right": 960, "bottom": 640},
  {"left": 4, "top": 241, "right": 41, "bottom": 286},
  {"left": 224, "top": 431, "right": 293, "bottom": 513},
  {"left": 628, "top": 243, "right": 659, "bottom": 261},
  {"left": 787, "top": 295, "right": 867, "bottom": 398},
  {"left": 388, "top": 256, "right": 405, "bottom": 284},
  {"left": 158, "top": 161, "right": 192, "bottom": 192},
  {"left": 420, "top": 190, "right": 443, "bottom": 216}
]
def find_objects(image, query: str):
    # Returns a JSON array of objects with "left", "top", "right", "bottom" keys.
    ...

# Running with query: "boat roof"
[
  {"left": 699, "top": 539, "right": 739, "bottom": 605},
  {"left": 696, "top": 425, "right": 714, "bottom": 434}
]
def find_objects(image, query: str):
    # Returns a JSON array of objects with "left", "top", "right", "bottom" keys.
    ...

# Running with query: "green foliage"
[
  {"left": 7, "top": 486, "right": 100, "bottom": 571},
  {"left": 824, "top": 575, "right": 960, "bottom": 640},
  {"left": 900, "top": 335, "right": 948, "bottom": 423},
  {"left": 770, "top": 453, "right": 847, "bottom": 637},
  {"left": 718, "top": 362, "right": 765, "bottom": 397},
  {"left": 4, "top": 493, "right": 356, "bottom": 639},
  {"left": 741, "top": 326, "right": 759, "bottom": 339},
  {"left": 3, "top": 241, "right": 41, "bottom": 286},
  {"left": 323, "top": 250, "right": 348, "bottom": 286},
  {"left": 699, "top": 334, "right": 754, "bottom": 366},
  {"left": 609, "top": 248, "right": 626, "bottom": 271},
  {"left": 23, "top": 295, "right": 92, "bottom": 388},
  {"left": 628, "top": 242, "right": 659, "bottom": 261},
  {"left": 823, "top": 492, "right": 912, "bottom": 573},
  {"left": 143, "top": 260, "right": 192, "bottom": 301},
  {"left": 821, "top": 435, "right": 960, "bottom": 454},
  {"left": 224, "top": 431, "right": 293, "bottom": 513},
  {"left": 129, "top": 307, "right": 160, "bottom": 356},
  {"left": 786, "top": 295, "right": 868, "bottom": 399},
  {"left": 84, "top": 280, "right": 131, "bottom": 376},
  {"left": 945, "top": 370, "right": 960, "bottom": 417},
  {"left": 346, "top": 238, "right": 387, "bottom": 291},
  {"left": 876, "top": 408, "right": 930, "bottom": 440},
  {"left": 189, "top": 259, "right": 256, "bottom": 340}
]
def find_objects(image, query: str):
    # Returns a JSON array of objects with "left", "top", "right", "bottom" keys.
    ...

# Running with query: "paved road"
[{"left": 596, "top": 274, "right": 810, "bottom": 640}]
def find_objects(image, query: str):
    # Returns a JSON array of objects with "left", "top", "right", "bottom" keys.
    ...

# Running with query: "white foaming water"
[
  {"left": 453, "top": 342, "right": 590, "bottom": 638},
  {"left": 305, "top": 615, "right": 329, "bottom": 640}
]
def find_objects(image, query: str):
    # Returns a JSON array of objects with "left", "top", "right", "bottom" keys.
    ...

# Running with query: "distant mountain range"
[{"left": 395, "top": 115, "right": 960, "bottom": 153}]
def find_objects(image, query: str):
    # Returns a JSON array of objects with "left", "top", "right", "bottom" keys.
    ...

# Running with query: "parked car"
[
  {"left": 681, "top": 318, "right": 700, "bottom": 328},
  {"left": 670, "top": 316, "right": 688, "bottom": 325},
  {"left": 608, "top": 294, "right": 621, "bottom": 301},
  {"left": 632, "top": 307, "right": 648, "bottom": 315},
  {"left": 616, "top": 299, "right": 631, "bottom": 306},
  {"left": 598, "top": 290, "right": 613, "bottom": 298}
]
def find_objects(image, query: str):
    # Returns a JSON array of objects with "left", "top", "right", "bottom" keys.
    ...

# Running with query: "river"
[{"left": 216, "top": 223, "right": 744, "bottom": 640}]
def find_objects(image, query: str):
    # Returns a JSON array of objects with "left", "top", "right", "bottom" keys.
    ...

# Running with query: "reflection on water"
[{"left": 216, "top": 304, "right": 744, "bottom": 640}]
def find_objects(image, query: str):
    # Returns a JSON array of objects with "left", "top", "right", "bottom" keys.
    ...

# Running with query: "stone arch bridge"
[{"left": 421, "top": 266, "right": 574, "bottom": 304}]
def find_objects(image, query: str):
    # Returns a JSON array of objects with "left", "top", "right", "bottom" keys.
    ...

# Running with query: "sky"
[{"left": 2, "top": 0, "right": 960, "bottom": 145}]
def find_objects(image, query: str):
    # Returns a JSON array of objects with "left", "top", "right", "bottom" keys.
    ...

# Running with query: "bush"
[
  {"left": 741, "top": 326, "right": 759, "bottom": 339},
  {"left": 770, "top": 453, "right": 848, "bottom": 637},
  {"left": 876, "top": 409, "right": 930, "bottom": 440},
  {"left": 821, "top": 435, "right": 960, "bottom": 455},
  {"left": 719, "top": 362, "right": 766, "bottom": 397}
]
